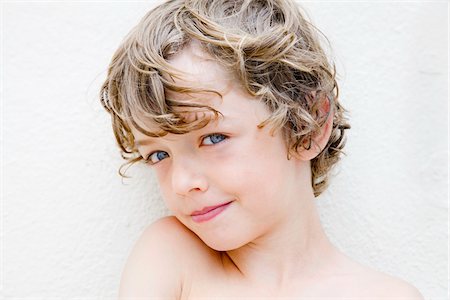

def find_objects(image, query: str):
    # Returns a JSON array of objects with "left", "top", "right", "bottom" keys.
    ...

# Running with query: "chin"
[
  {"left": 176, "top": 214, "right": 255, "bottom": 251},
  {"left": 196, "top": 228, "right": 251, "bottom": 252},
  {"left": 203, "top": 238, "right": 246, "bottom": 252}
]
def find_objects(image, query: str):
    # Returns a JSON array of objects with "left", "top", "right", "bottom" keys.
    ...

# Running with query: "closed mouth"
[
  {"left": 190, "top": 201, "right": 233, "bottom": 223},
  {"left": 191, "top": 201, "right": 233, "bottom": 216}
]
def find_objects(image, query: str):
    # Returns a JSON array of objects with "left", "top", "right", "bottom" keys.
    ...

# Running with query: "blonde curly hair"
[{"left": 100, "top": 0, "right": 350, "bottom": 197}]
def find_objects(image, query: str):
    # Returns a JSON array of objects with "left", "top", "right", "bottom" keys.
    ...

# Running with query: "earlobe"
[{"left": 294, "top": 97, "right": 334, "bottom": 161}]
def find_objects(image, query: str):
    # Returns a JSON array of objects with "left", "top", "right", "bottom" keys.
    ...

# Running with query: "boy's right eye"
[{"left": 146, "top": 151, "right": 169, "bottom": 164}]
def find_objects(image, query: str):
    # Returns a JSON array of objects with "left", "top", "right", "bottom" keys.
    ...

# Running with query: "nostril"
[{"left": 171, "top": 170, "right": 209, "bottom": 196}]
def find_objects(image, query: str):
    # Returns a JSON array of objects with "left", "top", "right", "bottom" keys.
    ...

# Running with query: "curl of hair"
[{"left": 100, "top": 0, "right": 350, "bottom": 197}]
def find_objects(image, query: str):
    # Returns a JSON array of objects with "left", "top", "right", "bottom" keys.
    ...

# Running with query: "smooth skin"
[{"left": 119, "top": 41, "right": 424, "bottom": 300}]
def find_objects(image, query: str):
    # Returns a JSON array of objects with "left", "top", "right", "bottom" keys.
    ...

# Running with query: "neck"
[{"left": 223, "top": 168, "right": 339, "bottom": 290}]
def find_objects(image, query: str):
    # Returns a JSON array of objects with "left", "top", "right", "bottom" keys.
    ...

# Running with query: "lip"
[{"left": 191, "top": 201, "right": 233, "bottom": 223}]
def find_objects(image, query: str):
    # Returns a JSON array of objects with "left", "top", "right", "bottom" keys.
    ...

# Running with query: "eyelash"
[{"left": 143, "top": 133, "right": 229, "bottom": 165}]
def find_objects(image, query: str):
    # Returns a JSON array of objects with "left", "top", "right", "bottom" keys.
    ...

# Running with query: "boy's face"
[{"left": 132, "top": 42, "right": 306, "bottom": 251}]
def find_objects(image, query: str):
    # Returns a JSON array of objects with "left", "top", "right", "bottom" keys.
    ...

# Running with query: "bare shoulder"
[
  {"left": 340, "top": 257, "right": 424, "bottom": 299},
  {"left": 118, "top": 216, "right": 218, "bottom": 300},
  {"left": 368, "top": 269, "right": 424, "bottom": 299}
]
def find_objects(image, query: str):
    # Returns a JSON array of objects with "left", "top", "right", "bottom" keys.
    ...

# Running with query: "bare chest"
[{"left": 180, "top": 267, "right": 376, "bottom": 299}]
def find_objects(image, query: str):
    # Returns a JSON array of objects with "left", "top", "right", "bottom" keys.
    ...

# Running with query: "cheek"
[
  {"left": 215, "top": 137, "right": 289, "bottom": 204},
  {"left": 153, "top": 169, "right": 178, "bottom": 210},
  {"left": 238, "top": 158, "right": 285, "bottom": 201}
]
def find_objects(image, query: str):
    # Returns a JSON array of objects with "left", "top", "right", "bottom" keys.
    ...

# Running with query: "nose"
[{"left": 171, "top": 157, "right": 209, "bottom": 196}]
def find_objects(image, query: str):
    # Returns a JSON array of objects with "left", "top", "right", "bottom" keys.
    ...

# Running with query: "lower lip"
[{"left": 191, "top": 202, "right": 232, "bottom": 223}]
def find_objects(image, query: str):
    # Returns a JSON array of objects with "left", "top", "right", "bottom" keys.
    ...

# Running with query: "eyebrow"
[
  {"left": 135, "top": 116, "right": 234, "bottom": 148},
  {"left": 135, "top": 139, "right": 155, "bottom": 147}
]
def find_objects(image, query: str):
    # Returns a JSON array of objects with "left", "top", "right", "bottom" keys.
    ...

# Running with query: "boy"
[{"left": 100, "top": 0, "right": 424, "bottom": 298}]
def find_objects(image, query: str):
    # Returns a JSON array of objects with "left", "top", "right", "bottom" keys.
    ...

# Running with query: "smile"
[{"left": 191, "top": 201, "right": 233, "bottom": 223}]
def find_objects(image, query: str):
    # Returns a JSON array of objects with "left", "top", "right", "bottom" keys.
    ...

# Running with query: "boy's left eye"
[{"left": 202, "top": 133, "right": 228, "bottom": 145}]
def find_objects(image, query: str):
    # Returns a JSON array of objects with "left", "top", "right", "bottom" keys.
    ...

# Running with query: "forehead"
[
  {"left": 164, "top": 40, "right": 236, "bottom": 104},
  {"left": 130, "top": 41, "right": 271, "bottom": 145},
  {"left": 132, "top": 41, "right": 238, "bottom": 131}
]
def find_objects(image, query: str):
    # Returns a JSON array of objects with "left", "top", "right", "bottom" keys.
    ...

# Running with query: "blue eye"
[
  {"left": 146, "top": 151, "right": 169, "bottom": 164},
  {"left": 143, "top": 133, "right": 228, "bottom": 165},
  {"left": 202, "top": 133, "right": 228, "bottom": 145}
]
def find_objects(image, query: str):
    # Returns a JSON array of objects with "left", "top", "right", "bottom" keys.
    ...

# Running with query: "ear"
[{"left": 295, "top": 97, "right": 334, "bottom": 161}]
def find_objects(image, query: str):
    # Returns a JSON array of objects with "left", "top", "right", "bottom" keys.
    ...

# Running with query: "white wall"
[{"left": 2, "top": 1, "right": 448, "bottom": 299}]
